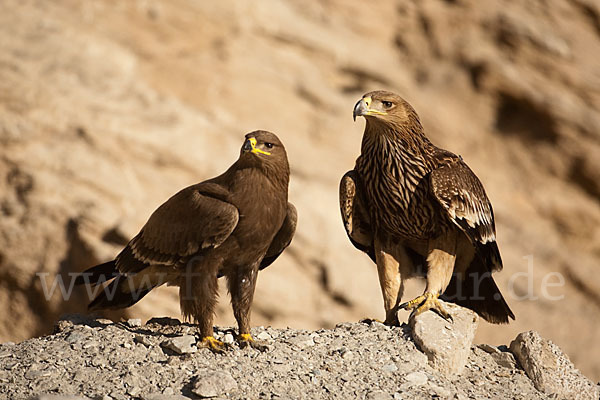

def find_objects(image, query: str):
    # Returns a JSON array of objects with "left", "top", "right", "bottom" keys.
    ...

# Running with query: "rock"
[
  {"left": 141, "top": 394, "right": 189, "bottom": 400},
  {"left": 477, "top": 344, "right": 516, "bottom": 368},
  {"left": 477, "top": 344, "right": 498, "bottom": 354},
  {"left": 126, "top": 319, "right": 142, "bottom": 328},
  {"left": 222, "top": 333, "right": 234, "bottom": 344},
  {"left": 491, "top": 351, "right": 516, "bottom": 369},
  {"left": 65, "top": 331, "right": 89, "bottom": 344},
  {"left": 30, "top": 396, "right": 91, "bottom": 400},
  {"left": 161, "top": 336, "right": 197, "bottom": 355},
  {"left": 510, "top": 331, "right": 599, "bottom": 400},
  {"left": 404, "top": 371, "right": 428, "bottom": 386},
  {"left": 286, "top": 335, "right": 315, "bottom": 348},
  {"left": 341, "top": 349, "right": 355, "bottom": 361},
  {"left": 256, "top": 331, "right": 271, "bottom": 341},
  {"left": 192, "top": 371, "right": 237, "bottom": 398},
  {"left": 382, "top": 363, "right": 398, "bottom": 373},
  {"left": 410, "top": 301, "right": 479, "bottom": 375},
  {"left": 366, "top": 390, "right": 391, "bottom": 400},
  {"left": 134, "top": 335, "right": 153, "bottom": 347}
]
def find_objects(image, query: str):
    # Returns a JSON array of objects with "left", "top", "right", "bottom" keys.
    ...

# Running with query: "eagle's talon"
[
  {"left": 200, "top": 336, "right": 230, "bottom": 354},
  {"left": 402, "top": 292, "right": 453, "bottom": 321},
  {"left": 399, "top": 294, "right": 428, "bottom": 311},
  {"left": 237, "top": 333, "right": 268, "bottom": 352}
]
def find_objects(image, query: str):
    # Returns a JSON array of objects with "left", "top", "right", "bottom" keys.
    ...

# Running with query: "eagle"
[
  {"left": 76, "top": 130, "right": 297, "bottom": 352},
  {"left": 340, "top": 90, "right": 514, "bottom": 325}
]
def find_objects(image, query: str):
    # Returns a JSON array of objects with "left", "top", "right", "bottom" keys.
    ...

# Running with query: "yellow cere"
[
  {"left": 249, "top": 137, "right": 271, "bottom": 156},
  {"left": 362, "top": 96, "right": 387, "bottom": 116}
]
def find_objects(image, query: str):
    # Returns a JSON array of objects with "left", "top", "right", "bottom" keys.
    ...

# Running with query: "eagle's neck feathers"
[{"left": 358, "top": 119, "right": 435, "bottom": 196}]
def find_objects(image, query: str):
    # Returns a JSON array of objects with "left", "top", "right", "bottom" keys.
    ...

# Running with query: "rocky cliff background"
[{"left": 0, "top": 0, "right": 599, "bottom": 382}]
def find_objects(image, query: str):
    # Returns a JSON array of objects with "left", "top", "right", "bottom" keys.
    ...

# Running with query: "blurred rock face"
[{"left": 0, "top": 0, "right": 599, "bottom": 381}]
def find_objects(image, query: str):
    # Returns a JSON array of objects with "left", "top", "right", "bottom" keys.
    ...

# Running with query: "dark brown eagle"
[
  {"left": 76, "top": 130, "right": 297, "bottom": 351},
  {"left": 340, "top": 90, "right": 514, "bottom": 325}
]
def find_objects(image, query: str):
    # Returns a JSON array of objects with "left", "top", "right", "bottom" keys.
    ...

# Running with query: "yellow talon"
[
  {"left": 200, "top": 336, "right": 229, "bottom": 353},
  {"left": 400, "top": 292, "right": 453, "bottom": 321},
  {"left": 239, "top": 333, "right": 253, "bottom": 341},
  {"left": 237, "top": 333, "right": 268, "bottom": 352}
]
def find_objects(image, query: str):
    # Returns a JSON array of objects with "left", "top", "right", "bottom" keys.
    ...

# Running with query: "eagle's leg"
[
  {"left": 374, "top": 241, "right": 403, "bottom": 326},
  {"left": 227, "top": 265, "right": 267, "bottom": 352},
  {"left": 180, "top": 264, "right": 228, "bottom": 353},
  {"left": 400, "top": 238, "right": 456, "bottom": 321}
]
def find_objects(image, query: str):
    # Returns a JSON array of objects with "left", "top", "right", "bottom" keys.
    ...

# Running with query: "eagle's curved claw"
[
  {"left": 400, "top": 292, "right": 453, "bottom": 322},
  {"left": 237, "top": 333, "right": 268, "bottom": 352},
  {"left": 200, "top": 336, "right": 230, "bottom": 354}
]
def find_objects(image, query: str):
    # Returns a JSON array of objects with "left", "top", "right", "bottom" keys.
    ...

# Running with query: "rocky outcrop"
[
  {"left": 0, "top": 0, "right": 599, "bottom": 383},
  {"left": 410, "top": 301, "right": 479, "bottom": 375},
  {"left": 3, "top": 315, "right": 597, "bottom": 400},
  {"left": 510, "top": 331, "right": 599, "bottom": 400}
]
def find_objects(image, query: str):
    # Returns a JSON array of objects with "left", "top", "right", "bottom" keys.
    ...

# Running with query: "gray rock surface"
[
  {"left": 510, "top": 331, "right": 599, "bottom": 400},
  {"left": 410, "top": 301, "right": 479, "bottom": 375},
  {"left": 0, "top": 315, "right": 560, "bottom": 400}
]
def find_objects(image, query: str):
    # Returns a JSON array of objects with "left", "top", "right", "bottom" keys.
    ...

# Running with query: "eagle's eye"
[
  {"left": 264, "top": 142, "right": 274, "bottom": 149},
  {"left": 382, "top": 101, "right": 393, "bottom": 108}
]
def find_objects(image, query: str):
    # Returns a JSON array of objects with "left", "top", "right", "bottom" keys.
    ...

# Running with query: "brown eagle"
[
  {"left": 76, "top": 131, "right": 297, "bottom": 351},
  {"left": 340, "top": 90, "right": 514, "bottom": 325}
]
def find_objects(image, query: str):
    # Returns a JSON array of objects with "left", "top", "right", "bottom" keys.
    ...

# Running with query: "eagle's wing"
[
  {"left": 117, "top": 182, "right": 239, "bottom": 273},
  {"left": 430, "top": 156, "right": 502, "bottom": 271},
  {"left": 339, "top": 170, "right": 375, "bottom": 263},
  {"left": 259, "top": 202, "right": 298, "bottom": 271}
]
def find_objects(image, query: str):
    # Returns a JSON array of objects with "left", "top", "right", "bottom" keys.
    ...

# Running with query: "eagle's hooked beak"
[
  {"left": 352, "top": 97, "right": 371, "bottom": 121},
  {"left": 353, "top": 96, "right": 386, "bottom": 121},
  {"left": 242, "top": 138, "right": 253, "bottom": 152}
]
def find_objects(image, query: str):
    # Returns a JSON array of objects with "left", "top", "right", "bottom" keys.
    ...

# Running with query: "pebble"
[
  {"left": 287, "top": 335, "right": 315, "bottom": 348},
  {"left": 142, "top": 395, "right": 189, "bottom": 400},
  {"left": 192, "top": 371, "right": 237, "bottom": 398},
  {"left": 256, "top": 331, "right": 271, "bottom": 341},
  {"left": 382, "top": 363, "right": 398, "bottom": 373},
  {"left": 477, "top": 344, "right": 498, "bottom": 354},
  {"left": 223, "top": 333, "right": 235, "bottom": 344},
  {"left": 491, "top": 352, "right": 516, "bottom": 369},
  {"left": 161, "top": 336, "right": 197, "bottom": 355},
  {"left": 66, "top": 331, "right": 88, "bottom": 344},
  {"left": 404, "top": 372, "right": 428, "bottom": 386},
  {"left": 135, "top": 335, "right": 153, "bottom": 347},
  {"left": 366, "top": 390, "right": 390, "bottom": 400},
  {"left": 127, "top": 319, "right": 142, "bottom": 328}
]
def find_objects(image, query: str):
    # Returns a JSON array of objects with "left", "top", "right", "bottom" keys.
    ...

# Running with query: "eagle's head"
[
  {"left": 240, "top": 130, "right": 289, "bottom": 182},
  {"left": 353, "top": 90, "right": 421, "bottom": 125}
]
